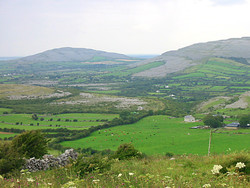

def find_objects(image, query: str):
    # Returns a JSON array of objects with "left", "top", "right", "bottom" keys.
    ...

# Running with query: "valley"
[{"left": 0, "top": 37, "right": 249, "bottom": 188}]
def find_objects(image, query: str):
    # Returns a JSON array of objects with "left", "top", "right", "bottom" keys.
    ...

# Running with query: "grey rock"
[{"left": 24, "top": 149, "right": 78, "bottom": 172}]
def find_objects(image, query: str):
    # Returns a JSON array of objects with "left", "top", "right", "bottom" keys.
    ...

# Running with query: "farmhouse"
[
  {"left": 184, "top": 115, "right": 195, "bottom": 122},
  {"left": 225, "top": 122, "right": 240, "bottom": 130}
]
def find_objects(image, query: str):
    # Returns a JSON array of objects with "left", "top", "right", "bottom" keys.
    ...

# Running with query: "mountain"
[
  {"left": 8, "top": 47, "right": 131, "bottom": 63},
  {"left": 133, "top": 37, "right": 250, "bottom": 77}
]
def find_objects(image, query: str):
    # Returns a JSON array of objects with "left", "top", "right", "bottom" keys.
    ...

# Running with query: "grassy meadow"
[
  {"left": 0, "top": 112, "right": 119, "bottom": 131},
  {"left": 0, "top": 151, "right": 249, "bottom": 188},
  {"left": 61, "top": 115, "right": 250, "bottom": 155}
]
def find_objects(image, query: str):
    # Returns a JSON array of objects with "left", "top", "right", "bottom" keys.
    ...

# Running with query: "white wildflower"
[
  {"left": 227, "top": 171, "right": 237, "bottom": 176},
  {"left": 202, "top": 184, "right": 211, "bottom": 188},
  {"left": 27, "top": 177, "right": 35, "bottom": 182},
  {"left": 93, "top": 179, "right": 100, "bottom": 184},
  {"left": 48, "top": 183, "right": 52, "bottom": 185},
  {"left": 118, "top": 173, "right": 122, "bottom": 177},
  {"left": 129, "top": 172, "right": 134, "bottom": 176},
  {"left": 235, "top": 162, "right": 246, "bottom": 169},
  {"left": 211, "top": 165, "right": 223, "bottom": 174}
]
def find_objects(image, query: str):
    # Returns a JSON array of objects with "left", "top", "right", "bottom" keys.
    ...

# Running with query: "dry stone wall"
[{"left": 24, "top": 149, "right": 78, "bottom": 172}]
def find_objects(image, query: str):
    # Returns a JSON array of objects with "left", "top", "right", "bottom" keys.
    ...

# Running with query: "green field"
[
  {"left": 0, "top": 113, "right": 119, "bottom": 132},
  {"left": 0, "top": 107, "right": 12, "bottom": 114},
  {"left": 61, "top": 115, "right": 250, "bottom": 155},
  {"left": 0, "top": 132, "right": 17, "bottom": 138}
]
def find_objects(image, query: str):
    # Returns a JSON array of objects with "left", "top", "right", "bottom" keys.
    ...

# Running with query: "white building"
[{"left": 184, "top": 115, "right": 195, "bottom": 122}]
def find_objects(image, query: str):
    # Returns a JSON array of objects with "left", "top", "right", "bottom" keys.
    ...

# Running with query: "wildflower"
[
  {"left": 227, "top": 172, "right": 237, "bottom": 176},
  {"left": 129, "top": 172, "right": 134, "bottom": 176},
  {"left": 93, "top": 179, "right": 100, "bottom": 184},
  {"left": 235, "top": 162, "right": 246, "bottom": 169},
  {"left": 202, "top": 184, "right": 211, "bottom": 188},
  {"left": 27, "top": 178, "right": 35, "bottom": 182},
  {"left": 48, "top": 183, "right": 52, "bottom": 186},
  {"left": 118, "top": 173, "right": 122, "bottom": 177},
  {"left": 211, "top": 165, "right": 223, "bottom": 174}
]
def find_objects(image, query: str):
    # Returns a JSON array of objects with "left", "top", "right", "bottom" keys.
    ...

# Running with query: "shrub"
[
  {"left": 0, "top": 141, "right": 24, "bottom": 176},
  {"left": 112, "top": 143, "right": 144, "bottom": 160},
  {"left": 165, "top": 152, "right": 174, "bottom": 158},
  {"left": 11, "top": 130, "right": 49, "bottom": 159},
  {"left": 74, "top": 154, "right": 112, "bottom": 177},
  {"left": 220, "top": 153, "right": 250, "bottom": 175}
]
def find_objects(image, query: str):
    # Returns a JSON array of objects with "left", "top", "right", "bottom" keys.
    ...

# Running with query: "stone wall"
[{"left": 24, "top": 149, "right": 78, "bottom": 172}]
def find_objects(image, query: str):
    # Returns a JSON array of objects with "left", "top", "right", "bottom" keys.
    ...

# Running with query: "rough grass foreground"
[{"left": 0, "top": 151, "right": 249, "bottom": 187}]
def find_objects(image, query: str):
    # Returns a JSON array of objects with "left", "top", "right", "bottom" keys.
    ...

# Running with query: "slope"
[{"left": 133, "top": 37, "right": 250, "bottom": 77}]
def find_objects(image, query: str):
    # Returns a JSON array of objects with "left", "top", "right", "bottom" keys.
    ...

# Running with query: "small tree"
[
  {"left": 203, "top": 114, "right": 223, "bottom": 128},
  {"left": 11, "top": 130, "right": 49, "bottom": 159},
  {"left": 239, "top": 114, "right": 250, "bottom": 128},
  {"left": 0, "top": 141, "right": 24, "bottom": 176},
  {"left": 32, "top": 114, "right": 38, "bottom": 120}
]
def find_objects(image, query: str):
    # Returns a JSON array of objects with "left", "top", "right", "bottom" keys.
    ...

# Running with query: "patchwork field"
[{"left": 61, "top": 115, "right": 250, "bottom": 155}]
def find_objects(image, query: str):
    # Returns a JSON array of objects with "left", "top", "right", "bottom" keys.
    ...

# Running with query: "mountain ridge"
[
  {"left": 6, "top": 47, "right": 132, "bottom": 64},
  {"left": 132, "top": 37, "right": 250, "bottom": 77}
]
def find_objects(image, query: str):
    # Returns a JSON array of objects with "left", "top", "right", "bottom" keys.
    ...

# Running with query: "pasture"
[
  {"left": 61, "top": 115, "right": 250, "bottom": 155},
  {"left": 0, "top": 113, "right": 119, "bottom": 132}
]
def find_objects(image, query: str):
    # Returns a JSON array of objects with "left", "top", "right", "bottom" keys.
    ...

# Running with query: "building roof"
[{"left": 226, "top": 122, "right": 240, "bottom": 127}]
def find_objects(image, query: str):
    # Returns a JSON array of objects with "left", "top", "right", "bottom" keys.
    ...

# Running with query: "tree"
[
  {"left": 203, "top": 114, "right": 223, "bottom": 128},
  {"left": 32, "top": 114, "right": 38, "bottom": 120},
  {"left": 0, "top": 141, "right": 24, "bottom": 176},
  {"left": 11, "top": 130, "right": 49, "bottom": 159},
  {"left": 239, "top": 114, "right": 250, "bottom": 128}
]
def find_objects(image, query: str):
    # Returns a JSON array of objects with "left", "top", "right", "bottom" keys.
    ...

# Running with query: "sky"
[{"left": 0, "top": 0, "right": 250, "bottom": 56}]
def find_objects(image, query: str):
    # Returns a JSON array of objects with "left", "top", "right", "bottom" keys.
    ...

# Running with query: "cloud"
[{"left": 210, "top": 0, "right": 246, "bottom": 6}]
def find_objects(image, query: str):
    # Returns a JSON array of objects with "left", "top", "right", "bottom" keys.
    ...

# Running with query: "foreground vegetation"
[{"left": 0, "top": 149, "right": 249, "bottom": 187}]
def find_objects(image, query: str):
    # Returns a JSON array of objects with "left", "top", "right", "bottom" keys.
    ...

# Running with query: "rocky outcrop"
[{"left": 24, "top": 149, "right": 78, "bottom": 172}]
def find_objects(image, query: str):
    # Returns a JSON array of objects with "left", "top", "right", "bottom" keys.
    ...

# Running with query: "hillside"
[
  {"left": 6, "top": 47, "right": 132, "bottom": 63},
  {"left": 133, "top": 37, "right": 250, "bottom": 77}
]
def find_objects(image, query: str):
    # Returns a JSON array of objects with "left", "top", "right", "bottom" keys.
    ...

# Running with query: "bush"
[
  {"left": 220, "top": 153, "right": 250, "bottom": 175},
  {"left": 0, "top": 141, "right": 24, "bottom": 176},
  {"left": 112, "top": 143, "right": 144, "bottom": 160},
  {"left": 165, "top": 152, "right": 174, "bottom": 158},
  {"left": 11, "top": 130, "right": 49, "bottom": 159},
  {"left": 74, "top": 154, "right": 112, "bottom": 177}
]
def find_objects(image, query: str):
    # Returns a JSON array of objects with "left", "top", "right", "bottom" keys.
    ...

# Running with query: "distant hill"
[
  {"left": 133, "top": 37, "right": 250, "bottom": 77},
  {"left": 8, "top": 47, "right": 131, "bottom": 63}
]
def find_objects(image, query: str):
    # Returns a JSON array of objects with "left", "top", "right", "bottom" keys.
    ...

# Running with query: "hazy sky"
[{"left": 0, "top": 0, "right": 250, "bottom": 56}]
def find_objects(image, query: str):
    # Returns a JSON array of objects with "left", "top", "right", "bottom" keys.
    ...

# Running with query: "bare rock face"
[
  {"left": 133, "top": 37, "right": 250, "bottom": 77},
  {"left": 24, "top": 149, "right": 78, "bottom": 172}
]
